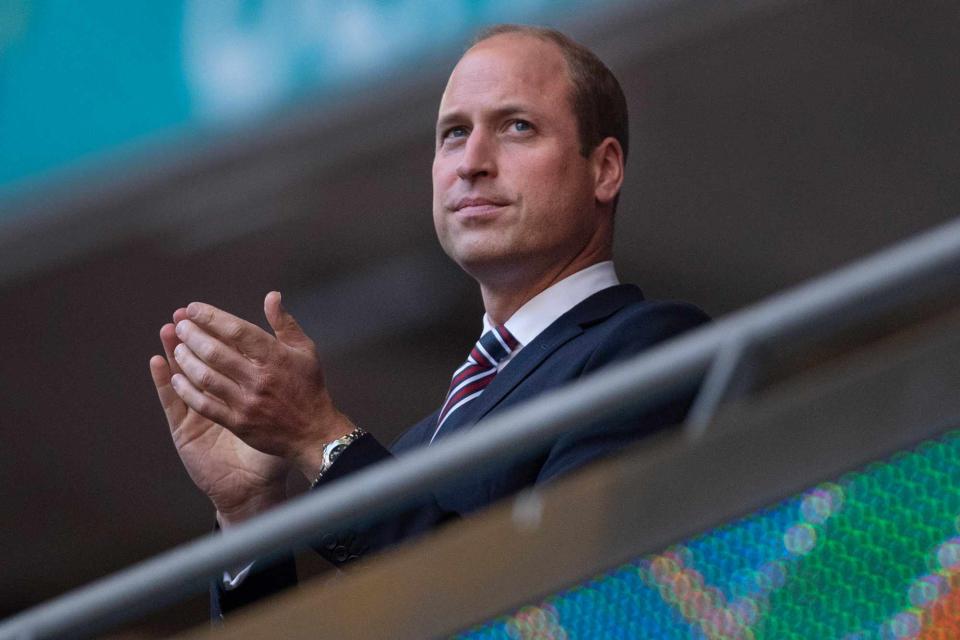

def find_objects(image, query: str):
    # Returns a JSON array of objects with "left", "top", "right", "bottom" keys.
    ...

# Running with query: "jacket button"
[
  {"left": 321, "top": 533, "right": 337, "bottom": 550},
  {"left": 334, "top": 546, "right": 349, "bottom": 563}
]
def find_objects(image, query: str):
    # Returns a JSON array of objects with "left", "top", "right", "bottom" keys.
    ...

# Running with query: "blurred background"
[{"left": 1, "top": 0, "right": 957, "bottom": 635}]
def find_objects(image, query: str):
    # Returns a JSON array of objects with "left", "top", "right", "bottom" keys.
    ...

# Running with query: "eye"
[
  {"left": 442, "top": 126, "right": 468, "bottom": 141},
  {"left": 511, "top": 120, "right": 532, "bottom": 133}
]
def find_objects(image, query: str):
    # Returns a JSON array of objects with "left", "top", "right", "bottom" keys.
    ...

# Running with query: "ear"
[{"left": 591, "top": 137, "right": 625, "bottom": 207}]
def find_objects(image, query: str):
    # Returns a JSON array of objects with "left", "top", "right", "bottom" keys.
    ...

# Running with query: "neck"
[{"left": 479, "top": 247, "right": 611, "bottom": 325}]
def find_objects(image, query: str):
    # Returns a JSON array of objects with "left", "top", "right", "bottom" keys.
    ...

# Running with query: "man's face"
[{"left": 432, "top": 34, "right": 607, "bottom": 285}]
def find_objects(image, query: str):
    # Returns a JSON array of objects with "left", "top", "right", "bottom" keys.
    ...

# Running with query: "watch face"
[{"left": 323, "top": 442, "right": 347, "bottom": 468}]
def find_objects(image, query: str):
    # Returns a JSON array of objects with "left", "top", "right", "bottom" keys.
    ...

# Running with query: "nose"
[{"left": 456, "top": 130, "right": 497, "bottom": 181}]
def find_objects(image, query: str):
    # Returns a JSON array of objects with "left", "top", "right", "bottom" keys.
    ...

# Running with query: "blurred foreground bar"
[{"left": 183, "top": 309, "right": 960, "bottom": 639}]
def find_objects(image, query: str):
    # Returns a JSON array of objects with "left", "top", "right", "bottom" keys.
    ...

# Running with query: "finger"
[
  {"left": 264, "top": 291, "right": 313, "bottom": 350},
  {"left": 170, "top": 373, "right": 234, "bottom": 427},
  {"left": 173, "top": 307, "right": 188, "bottom": 324},
  {"left": 149, "top": 355, "right": 187, "bottom": 426},
  {"left": 173, "top": 342, "right": 243, "bottom": 403},
  {"left": 184, "top": 302, "right": 271, "bottom": 361},
  {"left": 174, "top": 319, "right": 254, "bottom": 384},
  {"left": 160, "top": 323, "right": 185, "bottom": 377}
]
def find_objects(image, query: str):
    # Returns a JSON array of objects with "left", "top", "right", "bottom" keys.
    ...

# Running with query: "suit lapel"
[{"left": 433, "top": 285, "right": 644, "bottom": 440}]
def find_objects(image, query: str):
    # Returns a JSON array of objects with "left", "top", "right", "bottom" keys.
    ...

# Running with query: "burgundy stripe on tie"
[{"left": 431, "top": 324, "right": 519, "bottom": 444}]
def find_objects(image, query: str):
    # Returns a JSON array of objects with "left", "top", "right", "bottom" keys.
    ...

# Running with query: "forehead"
[{"left": 438, "top": 34, "right": 573, "bottom": 116}]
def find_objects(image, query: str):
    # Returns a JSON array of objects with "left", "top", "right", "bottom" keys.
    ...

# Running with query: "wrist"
[
  {"left": 294, "top": 409, "right": 356, "bottom": 480},
  {"left": 216, "top": 485, "right": 288, "bottom": 528},
  {"left": 295, "top": 417, "right": 364, "bottom": 483}
]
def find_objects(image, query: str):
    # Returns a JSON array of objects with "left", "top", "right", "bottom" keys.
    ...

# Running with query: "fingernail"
[
  {"left": 174, "top": 344, "right": 185, "bottom": 358},
  {"left": 170, "top": 374, "right": 181, "bottom": 387},
  {"left": 175, "top": 321, "right": 186, "bottom": 336},
  {"left": 186, "top": 303, "right": 199, "bottom": 320}
]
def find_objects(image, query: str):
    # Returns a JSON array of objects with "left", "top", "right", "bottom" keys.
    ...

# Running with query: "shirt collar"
[{"left": 481, "top": 261, "right": 620, "bottom": 348}]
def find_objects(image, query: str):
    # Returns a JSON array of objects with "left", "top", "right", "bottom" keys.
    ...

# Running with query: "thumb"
[{"left": 264, "top": 291, "right": 313, "bottom": 348}]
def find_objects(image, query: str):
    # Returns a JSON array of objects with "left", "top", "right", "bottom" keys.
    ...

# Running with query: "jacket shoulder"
[{"left": 581, "top": 297, "right": 709, "bottom": 370}]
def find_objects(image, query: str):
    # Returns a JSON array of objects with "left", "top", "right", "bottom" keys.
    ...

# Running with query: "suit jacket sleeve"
[
  {"left": 211, "top": 432, "right": 455, "bottom": 617},
  {"left": 303, "top": 433, "right": 459, "bottom": 564}
]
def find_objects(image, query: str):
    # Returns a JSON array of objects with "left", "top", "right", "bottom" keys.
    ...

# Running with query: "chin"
[{"left": 453, "top": 249, "right": 534, "bottom": 284}]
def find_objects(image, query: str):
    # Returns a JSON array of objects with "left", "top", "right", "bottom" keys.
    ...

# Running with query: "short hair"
[{"left": 472, "top": 24, "right": 629, "bottom": 162}]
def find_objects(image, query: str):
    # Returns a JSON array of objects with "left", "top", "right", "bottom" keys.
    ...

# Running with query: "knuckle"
[
  {"left": 227, "top": 322, "right": 245, "bottom": 342},
  {"left": 238, "top": 394, "right": 256, "bottom": 416},
  {"left": 202, "top": 342, "right": 220, "bottom": 364},
  {"left": 198, "top": 370, "right": 215, "bottom": 389},
  {"left": 198, "top": 305, "right": 214, "bottom": 324},
  {"left": 252, "top": 373, "right": 273, "bottom": 395},
  {"left": 238, "top": 392, "right": 262, "bottom": 423}
]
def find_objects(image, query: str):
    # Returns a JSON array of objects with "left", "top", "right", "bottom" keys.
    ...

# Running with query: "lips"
[{"left": 451, "top": 196, "right": 510, "bottom": 212}]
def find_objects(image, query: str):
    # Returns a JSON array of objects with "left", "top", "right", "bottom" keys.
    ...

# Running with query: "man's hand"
[
  {"left": 165, "top": 291, "right": 355, "bottom": 482},
  {"left": 150, "top": 308, "right": 291, "bottom": 526}
]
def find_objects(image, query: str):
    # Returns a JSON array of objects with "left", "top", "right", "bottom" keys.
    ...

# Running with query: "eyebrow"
[{"left": 435, "top": 104, "right": 535, "bottom": 134}]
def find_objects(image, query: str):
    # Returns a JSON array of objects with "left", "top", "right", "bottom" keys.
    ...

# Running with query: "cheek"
[
  {"left": 431, "top": 153, "right": 448, "bottom": 190},
  {"left": 432, "top": 150, "right": 458, "bottom": 181},
  {"left": 528, "top": 161, "right": 597, "bottom": 238},
  {"left": 432, "top": 207, "right": 444, "bottom": 237},
  {"left": 431, "top": 162, "right": 446, "bottom": 228},
  {"left": 523, "top": 158, "right": 586, "bottom": 211}
]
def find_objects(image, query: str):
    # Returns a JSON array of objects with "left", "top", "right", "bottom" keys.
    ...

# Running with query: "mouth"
[{"left": 451, "top": 197, "right": 510, "bottom": 217}]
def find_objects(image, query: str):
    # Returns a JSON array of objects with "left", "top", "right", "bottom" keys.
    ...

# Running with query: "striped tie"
[{"left": 431, "top": 325, "right": 519, "bottom": 444}]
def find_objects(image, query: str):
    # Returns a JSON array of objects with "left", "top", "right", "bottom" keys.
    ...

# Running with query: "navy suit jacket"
[{"left": 213, "top": 285, "right": 708, "bottom": 616}]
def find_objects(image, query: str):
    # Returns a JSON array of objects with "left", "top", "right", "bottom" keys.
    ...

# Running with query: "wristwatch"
[{"left": 310, "top": 427, "right": 367, "bottom": 488}]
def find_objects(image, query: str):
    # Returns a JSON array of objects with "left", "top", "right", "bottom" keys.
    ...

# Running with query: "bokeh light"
[{"left": 457, "top": 430, "right": 960, "bottom": 639}]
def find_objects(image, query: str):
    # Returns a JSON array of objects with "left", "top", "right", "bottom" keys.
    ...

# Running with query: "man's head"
[{"left": 432, "top": 26, "right": 628, "bottom": 298}]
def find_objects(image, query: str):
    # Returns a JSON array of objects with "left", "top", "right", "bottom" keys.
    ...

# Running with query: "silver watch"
[{"left": 310, "top": 427, "right": 367, "bottom": 488}]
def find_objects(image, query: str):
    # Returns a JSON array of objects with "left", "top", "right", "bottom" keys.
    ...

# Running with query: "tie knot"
[{"left": 473, "top": 325, "right": 519, "bottom": 367}]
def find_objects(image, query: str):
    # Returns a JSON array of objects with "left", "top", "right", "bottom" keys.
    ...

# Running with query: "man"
[{"left": 149, "top": 25, "right": 708, "bottom": 614}]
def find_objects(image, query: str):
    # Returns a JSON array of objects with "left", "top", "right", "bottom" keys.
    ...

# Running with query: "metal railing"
[{"left": 3, "top": 215, "right": 960, "bottom": 639}]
